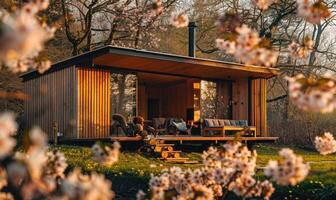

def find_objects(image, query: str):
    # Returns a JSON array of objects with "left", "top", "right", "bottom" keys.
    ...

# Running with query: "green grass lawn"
[{"left": 51, "top": 144, "right": 336, "bottom": 200}]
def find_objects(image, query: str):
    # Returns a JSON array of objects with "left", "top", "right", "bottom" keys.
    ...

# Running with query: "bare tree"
[{"left": 60, "top": 0, "right": 179, "bottom": 55}]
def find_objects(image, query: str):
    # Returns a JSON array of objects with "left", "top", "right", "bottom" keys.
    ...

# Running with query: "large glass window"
[
  {"left": 110, "top": 73, "right": 137, "bottom": 120},
  {"left": 200, "top": 80, "right": 230, "bottom": 119}
]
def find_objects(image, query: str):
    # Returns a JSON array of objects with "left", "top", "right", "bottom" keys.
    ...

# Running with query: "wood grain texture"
[
  {"left": 23, "top": 66, "right": 76, "bottom": 140},
  {"left": 77, "top": 67, "right": 111, "bottom": 139},
  {"left": 93, "top": 52, "right": 278, "bottom": 79},
  {"left": 232, "top": 79, "right": 249, "bottom": 120},
  {"left": 249, "top": 78, "right": 268, "bottom": 136}
]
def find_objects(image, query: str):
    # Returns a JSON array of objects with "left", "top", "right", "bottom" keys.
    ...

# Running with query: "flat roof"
[{"left": 21, "top": 45, "right": 279, "bottom": 81}]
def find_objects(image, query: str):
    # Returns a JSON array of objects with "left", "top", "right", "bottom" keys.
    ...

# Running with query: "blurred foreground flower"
[
  {"left": 265, "top": 148, "right": 309, "bottom": 186},
  {"left": 170, "top": 12, "right": 189, "bottom": 28},
  {"left": 252, "top": 0, "right": 276, "bottom": 10},
  {"left": 149, "top": 0, "right": 163, "bottom": 16},
  {"left": 0, "top": 192, "right": 13, "bottom": 200},
  {"left": 58, "top": 168, "right": 114, "bottom": 200},
  {"left": 45, "top": 150, "right": 68, "bottom": 179},
  {"left": 297, "top": 0, "right": 331, "bottom": 24},
  {"left": 0, "top": 112, "right": 17, "bottom": 159},
  {"left": 145, "top": 142, "right": 275, "bottom": 200},
  {"left": 288, "top": 36, "right": 314, "bottom": 58},
  {"left": 0, "top": 0, "right": 54, "bottom": 73},
  {"left": 92, "top": 141, "right": 121, "bottom": 167},
  {"left": 286, "top": 74, "right": 336, "bottom": 113},
  {"left": 315, "top": 132, "right": 336, "bottom": 155},
  {"left": 216, "top": 12, "right": 242, "bottom": 33},
  {"left": 0, "top": 114, "right": 117, "bottom": 199},
  {"left": 216, "top": 24, "right": 278, "bottom": 67}
]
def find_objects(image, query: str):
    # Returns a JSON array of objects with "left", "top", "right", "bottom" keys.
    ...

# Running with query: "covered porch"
[{"left": 89, "top": 47, "right": 278, "bottom": 137}]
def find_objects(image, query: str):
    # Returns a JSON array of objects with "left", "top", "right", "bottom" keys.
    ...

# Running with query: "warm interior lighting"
[{"left": 193, "top": 82, "right": 200, "bottom": 89}]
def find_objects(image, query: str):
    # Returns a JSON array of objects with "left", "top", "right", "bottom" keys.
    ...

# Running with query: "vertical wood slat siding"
[
  {"left": 77, "top": 68, "right": 111, "bottom": 139},
  {"left": 23, "top": 66, "right": 76, "bottom": 140},
  {"left": 250, "top": 78, "right": 268, "bottom": 136},
  {"left": 260, "top": 79, "right": 267, "bottom": 135}
]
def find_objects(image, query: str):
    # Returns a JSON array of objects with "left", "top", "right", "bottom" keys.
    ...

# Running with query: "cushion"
[
  {"left": 230, "top": 120, "right": 239, "bottom": 126},
  {"left": 229, "top": 120, "right": 234, "bottom": 126},
  {"left": 171, "top": 118, "right": 184, "bottom": 123},
  {"left": 204, "top": 119, "right": 214, "bottom": 127},
  {"left": 204, "top": 119, "right": 226, "bottom": 128},
  {"left": 218, "top": 120, "right": 225, "bottom": 126},
  {"left": 204, "top": 119, "right": 247, "bottom": 127},
  {"left": 224, "top": 120, "right": 231, "bottom": 126},
  {"left": 172, "top": 122, "right": 188, "bottom": 131},
  {"left": 212, "top": 119, "right": 219, "bottom": 127},
  {"left": 152, "top": 118, "right": 166, "bottom": 129},
  {"left": 239, "top": 120, "right": 248, "bottom": 126}
]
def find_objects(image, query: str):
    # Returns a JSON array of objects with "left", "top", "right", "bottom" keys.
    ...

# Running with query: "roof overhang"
[{"left": 21, "top": 46, "right": 279, "bottom": 81}]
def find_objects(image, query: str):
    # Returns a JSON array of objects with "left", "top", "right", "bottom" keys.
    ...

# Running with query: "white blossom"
[
  {"left": 44, "top": 150, "right": 68, "bottom": 178},
  {"left": 216, "top": 24, "right": 278, "bottom": 67},
  {"left": 265, "top": 148, "right": 309, "bottom": 186},
  {"left": 14, "top": 127, "right": 48, "bottom": 182},
  {"left": 136, "top": 189, "right": 146, "bottom": 200},
  {"left": 170, "top": 12, "right": 189, "bottom": 28},
  {"left": 0, "top": 0, "right": 54, "bottom": 73},
  {"left": 0, "top": 193, "right": 14, "bottom": 200},
  {"left": 0, "top": 135, "right": 16, "bottom": 159},
  {"left": 149, "top": 0, "right": 163, "bottom": 16},
  {"left": 0, "top": 112, "right": 17, "bottom": 159},
  {"left": 286, "top": 74, "right": 336, "bottom": 113},
  {"left": 288, "top": 37, "right": 313, "bottom": 58},
  {"left": 297, "top": 0, "right": 331, "bottom": 24},
  {"left": 252, "top": 0, "right": 275, "bottom": 10},
  {"left": 92, "top": 142, "right": 121, "bottom": 167},
  {"left": 148, "top": 142, "right": 274, "bottom": 199},
  {"left": 0, "top": 112, "right": 17, "bottom": 136},
  {"left": 59, "top": 169, "right": 114, "bottom": 200},
  {"left": 314, "top": 132, "right": 336, "bottom": 155},
  {"left": 216, "top": 39, "right": 236, "bottom": 54}
]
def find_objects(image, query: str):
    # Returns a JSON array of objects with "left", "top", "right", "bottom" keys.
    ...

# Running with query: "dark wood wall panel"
[
  {"left": 162, "top": 82, "right": 188, "bottom": 119},
  {"left": 140, "top": 81, "right": 193, "bottom": 120},
  {"left": 232, "top": 79, "right": 249, "bottom": 120},
  {"left": 137, "top": 84, "right": 147, "bottom": 119},
  {"left": 250, "top": 78, "right": 268, "bottom": 136},
  {"left": 23, "top": 66, "right": 76, "bottom": 140},
  {"left": 216, "top": 81, "right": 232, "bottom": 119},
  {"left": 77, "top": 68, "right": 111, "bottom": 139}
]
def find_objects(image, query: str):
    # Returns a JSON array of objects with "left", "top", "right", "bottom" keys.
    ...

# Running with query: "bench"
[{"left": 202, "top": 119, "right": 256, "bottom": 137}]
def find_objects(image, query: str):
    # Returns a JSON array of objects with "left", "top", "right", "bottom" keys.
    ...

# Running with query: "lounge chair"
[
  {"left": 152, "top": 118, "right": 167, "bottom": 134},
  {"left": 111, "top": 114, "right": 145, "bottom": 137}
]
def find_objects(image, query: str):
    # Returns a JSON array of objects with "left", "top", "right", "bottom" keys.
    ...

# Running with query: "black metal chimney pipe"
[{"left": 188, "top": 22, "right": 197, "bottom": 57}]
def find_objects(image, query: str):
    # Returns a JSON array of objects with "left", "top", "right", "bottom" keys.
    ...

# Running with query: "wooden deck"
[{"left": 109, "top": 135, "right": 278, "bottom": 143}]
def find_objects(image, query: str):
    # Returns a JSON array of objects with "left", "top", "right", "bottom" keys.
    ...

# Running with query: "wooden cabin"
[{"left": 21, "top": 46, "right": 278, "bottom": 142}]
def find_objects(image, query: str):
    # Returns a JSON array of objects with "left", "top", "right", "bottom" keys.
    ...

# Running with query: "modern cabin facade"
[{"left": 21, "top": 46, "right": 278, "bottom": 141}]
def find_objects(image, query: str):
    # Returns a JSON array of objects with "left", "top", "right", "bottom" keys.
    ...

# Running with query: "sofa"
[{"left": 202, "top": 119, "right": 256, "bottom": 137}]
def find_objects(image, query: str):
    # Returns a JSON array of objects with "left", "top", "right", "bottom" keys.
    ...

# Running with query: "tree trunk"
[{"left": 72, "top": 45, "right": 78, "bottom": 56}]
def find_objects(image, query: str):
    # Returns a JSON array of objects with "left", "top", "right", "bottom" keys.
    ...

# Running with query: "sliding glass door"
[
  {"left": 110, "top": 72, "right": 137, "bottom": 121},
  {"left": 200, "top": 80, "right": 232, "bottom": 119}
]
